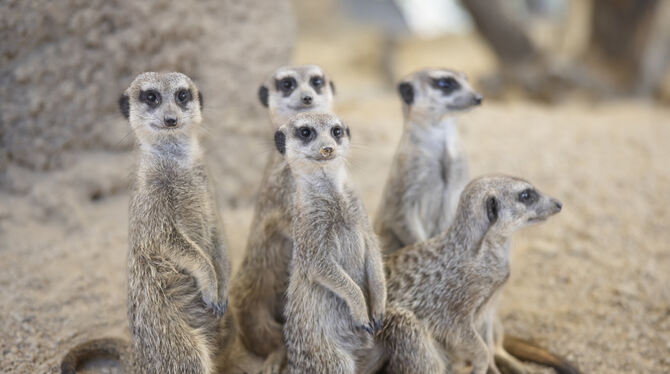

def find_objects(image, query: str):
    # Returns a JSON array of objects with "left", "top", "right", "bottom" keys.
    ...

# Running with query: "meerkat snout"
[
  {"left": 320, "top": 146, "right": 334, "bottom": 158},
  {"left": 301, "top": 94, "right": 313, "bottom": 105},
  {"left": 164, "top": 116, "right": 178, "bottom": 127},
  {"left": 473, "top": 94, "right": 483, "bottom": 105}
]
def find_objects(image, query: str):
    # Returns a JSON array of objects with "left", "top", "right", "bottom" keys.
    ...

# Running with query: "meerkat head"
[
  {"left": 273, "top": 112, "right": 350, "bottom": 174},
  {"left": 397, "top": 68, "right": 482, "bottom": 123},
  {"left": 119, "top": 72, "right": 204, "bottom": 146},
  {"left": 457, "top": 175, "right": 562, "bottom": 238},
  {"left": 258, "top": 64, "right": 336, "bottom": 127}
]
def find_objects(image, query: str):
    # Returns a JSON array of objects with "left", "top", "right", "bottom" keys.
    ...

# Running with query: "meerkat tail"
[
  {"left": 502, "top": 335, "right": 582, "bottom": 374},
  {"left": 60, "top": 337, "right": 131, "bottom": 374}
]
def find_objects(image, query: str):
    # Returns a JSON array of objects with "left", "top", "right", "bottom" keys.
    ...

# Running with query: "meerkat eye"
[
  {"left": 298, "top": 126, "right": 312, "bottom": 139},
  {"left": 518, "top": 188, "right": 538, "bottom": 205},
  {"left": 331, "top": 126, "right": 343, "bottom": 138},
  {"left": 140, "top": 90, "right": 161, "bottom": 107},
  {"left": 279, "top": 77, "right": 296, "bottom": 93},
  {"left": 310, "top": 76, "right": 323, "bottom": 88},
  {"left": 176, "top": 89, "right": 192, "bottom": 104},
  {"left": 432, "top": 77, "right": 460, "bottom": 92}
]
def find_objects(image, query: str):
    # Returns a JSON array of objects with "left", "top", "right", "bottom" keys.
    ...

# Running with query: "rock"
[{"left": 0, "top": 0, "right": 295, "bottom": 207}]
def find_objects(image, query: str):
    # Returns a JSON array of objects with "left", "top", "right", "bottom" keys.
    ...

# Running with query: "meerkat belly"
[
  {"left": 416, "top": 180, "right": 446, "bottom": 237},
  {"left": 127, "top": 251, "right": 217, "bottom": 334},
  {"left": 413, "top": 143, "right": 450, "bottom": 237},
  {"left": 286, "top": 272, "right": 366, "bottom": 345},
  {"left": 164, "top": 265, "right": 219, "bottom": 330},
  {"left": 333, "top": 227, "right": 367, "bottom": 286}
]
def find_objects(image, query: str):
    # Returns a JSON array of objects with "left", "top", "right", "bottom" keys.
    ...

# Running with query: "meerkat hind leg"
[{"left": 380, "top": 307, "right": 446, "bottom": 374}]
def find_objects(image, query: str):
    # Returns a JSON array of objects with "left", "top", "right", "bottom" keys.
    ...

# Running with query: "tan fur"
[
  {"left": 278, "top": 113, "right": 386, "bottom": 374},
  {"left": 375, "top": 175, "right": 562, "bottom": 374},
  {"left": 375, "top": 68, "right": 482, "bottom": 254},
  {"left": 228, "top": 65, "right": 335, "bottom": 373}
]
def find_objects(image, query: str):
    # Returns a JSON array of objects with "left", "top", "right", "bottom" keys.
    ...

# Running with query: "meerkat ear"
[
  {"left": 398, "top": 82, "right": 414, "bottom": 105},
  {"left": 198, "top": 92, "right": 204, "bottom": 110},
  {"left": 346, "top": 127, "right": 350, "bottom": 139},
  {"left": 274, "top": 130, "right": 286, "bottom": 155},
  {"left": 486, "top": 196, "right": 499, "bottom": 224},
  {"left": 258, "top": 85, "right": 269, "bottom": 107},
  {"left": 119, "top": 94, "right": 130, "bottom": 119},
  {"left": 330, "top": 80, "right": 336, "bottom": 95}
]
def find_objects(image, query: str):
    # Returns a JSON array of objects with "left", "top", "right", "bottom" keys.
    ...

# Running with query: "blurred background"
[{"left": 1, "top": 0, "right": 669, "bottom": 373}]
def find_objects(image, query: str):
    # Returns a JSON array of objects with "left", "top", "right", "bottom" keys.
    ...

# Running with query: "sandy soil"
[{"left": 2, "top": 25, "right": 670, "bottom": 374}]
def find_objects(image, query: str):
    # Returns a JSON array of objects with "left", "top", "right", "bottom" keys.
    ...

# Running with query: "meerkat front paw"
[
  {"left": 370, "top": 295, "right": 386, "bottom": 333},
  {"left": 351, "top": 305, "right": 375, "bottom": 336}
]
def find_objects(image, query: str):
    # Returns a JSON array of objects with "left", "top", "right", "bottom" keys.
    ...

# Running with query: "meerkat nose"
[
  {"left": 473, "top": 95, "right": 483, "bottom": 105},
  {"left": 552, "top": 199, "right": 562, "bottom": 212},
  {"left": 320, "top": 146, "right": 334, "bottom": 157},
  {"left": 302, "top": 95, "right": 313, "bottom": 105},
  {"left": 164, "top": 117, "right": 178, "bottom": 127}
]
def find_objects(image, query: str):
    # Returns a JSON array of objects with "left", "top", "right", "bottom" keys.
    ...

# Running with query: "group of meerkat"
[{"left": 60, "top": 66, "right": 580, "bottom": 374}]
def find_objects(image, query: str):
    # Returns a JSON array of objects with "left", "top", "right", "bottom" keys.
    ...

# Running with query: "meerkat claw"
[
  {"left": 373, "top": 314, "right": 384, "bottom": 332},
  {"left": 207, "top": 299, "right": 227, "bottom": 317},
  {"left": 360, "top": 322, "right": 374, "bottom": 336}
]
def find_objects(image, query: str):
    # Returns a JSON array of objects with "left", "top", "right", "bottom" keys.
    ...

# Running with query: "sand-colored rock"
[{"left": 1, "top": 0, "right": 295, "bottom": 206}]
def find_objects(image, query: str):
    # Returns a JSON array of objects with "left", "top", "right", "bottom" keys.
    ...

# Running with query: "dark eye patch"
[
  {"left": 518, "top": 188, "right": 539, "bottom": 205},
  {"left": 331, "top": 125, "right": 344, "bottom": 144},
  {"left": 276, "top": 77, "right": 297, "bottom": 96},
  {"left": 139, "top": 89, "right": 161, "bottom": 109},
  {"left": 431, "top": 77, "right": 461, "bottom": 95},
  {"left": 295, "top": 126, "right": 316, "bottom": 144},
  {"left": 310, "top": 76, "right": 324, "bottom": 94},
  {"left": 175, "top": 88, "right": 192, "bottom": 109}
]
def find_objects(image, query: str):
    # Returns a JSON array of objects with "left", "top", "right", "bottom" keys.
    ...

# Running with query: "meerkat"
[
  {"left": 374, "top": 68, "right": 482, "bottom": 254},
  {"left": 276, "top": 112, "right": 386, "bottom": 374},
  {"left": 258, "top": 64, "right": 336, "bottom": 125},
  {"left": 375, "top": 175, "right": 563, "bottom": 374},
  {"left": 228, "top": 65, "right": 336, "bottom": 370},
  {"left": 60, "top": 72, "right": 231, "bottom": 374}
]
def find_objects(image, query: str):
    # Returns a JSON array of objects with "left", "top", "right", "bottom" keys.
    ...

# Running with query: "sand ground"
[{"left": 2, "top": 27, "right": 670, "bottom": 374}]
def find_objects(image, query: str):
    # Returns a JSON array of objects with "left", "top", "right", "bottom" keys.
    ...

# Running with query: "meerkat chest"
[{"left": 133, "top": 167, "right": 211, "bottom": 237}]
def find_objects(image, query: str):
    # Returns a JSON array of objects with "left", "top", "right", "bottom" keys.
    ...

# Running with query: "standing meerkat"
[
  {"left": 276, "top": 112, "right": 386, "bottom": 374},
  {"left": 228, "top": 65, "right": 336, "bottom": 369},
  {"left": 374, "top": 68, "right": 482, "bottom": 254},
  {"left": 376, "top": 175, "right": 565, "bottom": 374},
  {"left": 61, "top": 72, "right": 231, "bottom": 374}
]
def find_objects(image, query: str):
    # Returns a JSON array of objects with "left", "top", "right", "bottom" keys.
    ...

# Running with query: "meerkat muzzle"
[{"left": 320, "top": 146, "right": 334, "bottom": 158}]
